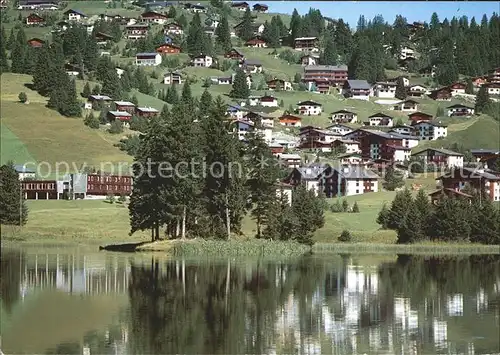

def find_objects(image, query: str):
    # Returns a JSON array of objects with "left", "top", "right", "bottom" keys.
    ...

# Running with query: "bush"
[
  {"left": 338, "top": 230, "right": 352, "bottom": 242},
  {"left": 342, "top": 200, "right": 349, "bottom": 212},
  {"left": 118, "top": 193, "right": 127, "bottom": 203},
  {"left": 18, "top": 92, "right": 27, "bottom": 103},
  {"left": 330, "top": 200, "right": 343, "bottom": 213},
  {"left": 106, "top": 193, "right": 116, "bottom": 204},
  {"left": 84, "top": 112, "right": 100, "bottom": 129},
  {"left": 352, "top": 201, "right": 360, "bottom": 213},
  {"left": 108, "top": 120, "right": 124, "bottom": 134}
]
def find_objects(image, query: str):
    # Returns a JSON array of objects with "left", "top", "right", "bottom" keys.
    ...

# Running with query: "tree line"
[
  {"left": 377, "top": 187, "right": 499, "bottom": 245},
  {"left": 128, "top": 89, "right": 325, "bottom": 245}
]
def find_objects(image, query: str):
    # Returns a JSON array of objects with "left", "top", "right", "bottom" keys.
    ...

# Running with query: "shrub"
[
  {"left": 106, "top": 193, "right": 116, "bottom": 204},
  {"left": 18, "top": 92, "right": 27, "bottom": 103},
  {"left": 342, "top": 200, "right": 349, "bottom": 212},
  {"left": 338, "top": 230, "right": 352, "bottom": 242},
  {"left": 108, "top": 120, "right": 124, "bottom": 134},
  {"left": 118, "top": 193, "right": 127, "bottom": 203},
  {"left": 352, "top": 201, "right": 360, "bottom": 213},
  {"left": 330, "top": 200, "right": 343, "bottom": 213}
]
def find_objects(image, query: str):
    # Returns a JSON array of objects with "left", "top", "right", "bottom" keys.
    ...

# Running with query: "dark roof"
[
  {"left": 243, "top": 59, "right": 261, "bottom": 66},
  {"left": 64, "top": 8, "right": 86, "bottom": 16},
  {"left": 436, "top": 167, "right": 500, "bottom": 181},
  {"left": 346, "top": 79, "right": 371, "bottom": 90},
  {"left": 14, "top": 164, "right": 36, "bottom": 173},
  {"left": 470, "top": 149, "right": 499, "bottom": 154},
  {"left": 297, "top": 100, "right": 321, "bottom": 106},
  {"left": 333, "top": 165, "right": 379, "bottom": 179},
  {"left": 428, "top": 188, "right": 473, "bottom": 198},
  {"left": 350, "top": 128, "right": 417, "bottom": 140},
  {"left": 368, "top": 113, "right": 393, "bottom": 119},
  {"left": 412, "top": 120, "right": 447, "bottom": 128},
  {"left": 296, "top": 163, "right": 330, "bottom": 180},
  {"left": 305, "top": 65, "right": 348, "bottom": 72},
  {"left": 408, "top": 111, "right": 433, "bottom": 117},
  {"left": 413, "top": 147, "right": 463, "bottom": 157},
  {"left": 331, "top": 109, "right": 355, "bottom": 114},
  {"left": 447, "top": 104, "right": 474, "bottom": 109}
]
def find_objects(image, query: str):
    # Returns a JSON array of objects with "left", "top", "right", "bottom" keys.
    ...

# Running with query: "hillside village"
[{"left": 1, "top": 0, "right": 500, "bottom": 213}]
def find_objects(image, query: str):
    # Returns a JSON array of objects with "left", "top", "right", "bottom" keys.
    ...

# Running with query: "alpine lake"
[{"left": 1, "top": 245, "right": 499, "bottom": 354}]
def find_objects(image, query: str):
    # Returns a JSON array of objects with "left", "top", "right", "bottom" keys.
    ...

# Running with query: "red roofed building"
[
  {"left": 26, "top": 13, "right": 45, "bottom": 26},
  {"left": 155, "top": 43, "right": 181, "bottom": 54},
  {"left": 27, "top": 38, "right": 45, "bottom": 48},
  {"left": 245, "top": 36, "right": 267, "bottom": 48}
]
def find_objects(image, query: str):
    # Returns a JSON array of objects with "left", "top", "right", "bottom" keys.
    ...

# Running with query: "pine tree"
[
  {"left": 131, "top": 94, "right": 139, "bottom": 106},
  {"left": 413, "top": 188, "right": 432, "bottom": 237},
  {"left": 475, "top": 86, "right": 491, "bottom": 114},
  {"left": 0, "top": 26, "right": 9, "bottom": 74},
  {"left": 383, "top": 165, "right": 405, "bottom": 191},
  {"left": 186, "top": 13, "right": 211, "bottom": 56},
  {"left": 465, "top": 78, "right": 475, "bottom": 94},
  {"left": 319, "top": 30, "right": 337, "bottom": 65},
  {"left": 82, "top": 82, "right": 91, "bottom": 98},
  {"left": 429, "top": 196, "right": 472, "bottom": 242},
  {"left": 0, "top": 162, "right": 28, "bottom": 225},
  {"left": 199, "top": 88, "right": 213, "bottom": 113},
  {"left": 261, "top": 18, "right": 280, "bottom": 48},
  {"left": 84, "top": 112, "right": 100, "bottom": 129},
  {"left": 290, "top": 185, "right": 324, "bottom": 246},
  {"left": 101, "top": 67, "right": 123, "bottom": 99},
  {"left": 83, "top": 36, "right": 99, "bottom": 72},
  {"left": 395, "top": 76, "right": 407, "bottom": 100},
  {"left": 376, "top": 202, "right": 391, "bottom": 229},
  {"left": 287, "top": 8, "right": 302, "bottom": 46},
  {"left": 230, "top": 68, "right": 250, "bottom": 99},
  {"left": 246, "top": 120, "right": 281, "bottom": 237},
  {"left": 165, "top": 85, "right": 179, "bottom": 104},
  {"left": 180, "top": 81, "right": 192, "bottom": 104},
  {"left": 10, "top": 28, "right": 27, "bottom": 73},
  {"left": 6, "top": 28, "right": 15, "bottom": 50},
  {"left": 237, "top": 8, "right": 255, "bottom": 42},
  {"left": 470, "top": 197, "right": 500, "bottom": 245},
  {"left": 214, "top": 13, "right": 231, "bottom": 53},
  {"left": 387, "top": 188, "right": 413, "bottom": 230},
  {"left": 396, "top": 208, "right": 424, "bottom": 244},
  {"left": 61, "top": 78, "right": 82, "bottom": 117}
]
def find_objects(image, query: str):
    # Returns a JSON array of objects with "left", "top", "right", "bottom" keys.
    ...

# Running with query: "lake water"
[{"left": 1, "top": 246, "right": 499, "bottom": 354}]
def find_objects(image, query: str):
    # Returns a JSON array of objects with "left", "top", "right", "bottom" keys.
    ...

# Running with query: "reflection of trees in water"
[
  {"left": 127, "top": 256, "right": 327, "bottom": 354},
  {"left": 0, "top": 250, "right": 23, "bottom": 314}
]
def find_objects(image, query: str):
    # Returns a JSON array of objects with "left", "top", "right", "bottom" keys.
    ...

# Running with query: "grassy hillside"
[{"left": 0, "top": 73, "right": 132, "bottom": 176}]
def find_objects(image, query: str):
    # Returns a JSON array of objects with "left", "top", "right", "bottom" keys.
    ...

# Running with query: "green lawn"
[{"left": 0, "top": 123, "right": 37, "bottom": 166}]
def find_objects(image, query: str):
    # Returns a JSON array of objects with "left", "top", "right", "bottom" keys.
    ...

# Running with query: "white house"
[
  {"left": 326, "top": 124, "right": 353, "bottom": 136},
  {"left": 116, "top": 67, "right": 124, "bottom": 78},
  {"left": 407, "top": 84, "right": 427, "bottom": 98},
  {"left": 277, "top": 154, "right": 302, "bottom": 169},
  {"left": 300, "top": 54, "right": 319, "bottom": 66},
  {"left": 400, "top": 45, "right": 415, "bottom": 60},
  {"left": 259, "top": 95, "right": 279, "bottom": 107},
  {"left": 14, "top": 164, "right": 36, "bottom": 180},
  {"left": 372, "top": 82, "right": 396, "bottom": 98},
  {"left": 239, "top": 59, "right": 263, "bottom": 74},
  {"left": 412, "top": 121, "right": 448, "bottom": 141},
  {"left": 332, "top": 139, "right": 360, "bottom": 154},
  {"left": 393, "top": 99, "right": 419, "bottom": 112},
  {"left": 297, "top": 100, "right": 322, "bottom": 116},
  {"left": 367, "top": 113, "right": 394, "bottom": 127},
  {"left": 389, "top": 125, "right": 415, "bottom": 136},
  {"left": 135, "top": 52, "right": 161, "bottom": 66},
  {"left": 226, "top": 105, "right": 246, "bottom": 120},
  {"left": 191, "top": 54, "right": 213, "bottom": 67},
  {"left": 391, "top": 146, "right": 412, "bottom": 162},
  {"left": 342, "top": 80, "right": 372, "bottom": 101},
  {"left": 412, "top": 148, "right": 464, "bottom": 169},
  {"left": 65, "top": 9, "right": 86, "bottom": 22},
  {"left": 483, "top": 83, "right": 500, "bottom": 96},
  {"left": 331, "top": 110, "right": 357, "bottom": 124},
  {"left": 447, "top": 104, "right": 475, "bottom": 117}
]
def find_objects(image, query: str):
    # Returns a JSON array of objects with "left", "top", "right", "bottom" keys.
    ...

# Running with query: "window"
[{"left": 356, "top": 189, "right": 359, "bottom": 193}]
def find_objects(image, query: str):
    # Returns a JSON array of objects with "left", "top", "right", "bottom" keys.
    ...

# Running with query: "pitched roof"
[
  {"left": 346, "top": 80, "right": 371, "bottom": 90},
  {"left": 436, "top": 167, "right": 500, "bottom": 181},
  {"left": 114, "top": 100, "right": 135, "bottom": 106},
  {"left": 408, "top": 111, "right": 433, "bottom": 118},
  {"left": 297, "top": 100, "right": 321, "bottom": 106},
  {"left": 304, "top": 65, "right": 348, "bottom": 71},
  {"left": 14, "top": 164, "right": 35, "bottom": 173},
  {"left": 64, "top": 8, "right": 86, "bottom": 16},
  {"left": 412, "top": 120, "right": 447, "bottom": 128},
  {"left": 413, "top": 147, "right": 463, "bottom": 157},
  {"left": 333, "top": 165, "right": 379, "bottom": 179},
  {"left": 108, "top": 110, "right": 132, "bottom": 117},
  {"left": 447, "top": 104, "right": 474, "bottom": 109},
  {"left": 296, "top": 163, "right": 330, "bottom": 180},
  {"left": 136, "top": 52, "right": 158, "bottom": 57},
  {"left": 369, "top": 113, "right": 393, "bottom": 119},
  {"left": 331, "top": 109, "right": 355, "bottom": 114}
]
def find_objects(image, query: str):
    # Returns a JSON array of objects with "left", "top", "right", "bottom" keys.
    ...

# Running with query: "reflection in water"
[{"left": 1, "top": 249, "right": 499, "bottom": 354}]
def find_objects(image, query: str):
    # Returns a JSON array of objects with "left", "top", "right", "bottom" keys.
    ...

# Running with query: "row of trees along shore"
[
  {"left": 128, "top": 89, "right": 325, "bottom": 245},
  {"left": 377, "top": 187, "right": 500, "bottom": 245}
]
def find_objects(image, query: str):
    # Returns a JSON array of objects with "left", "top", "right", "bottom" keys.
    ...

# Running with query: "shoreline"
[{"left": 2, "top": 237, "right": 499, "bottom": 256}]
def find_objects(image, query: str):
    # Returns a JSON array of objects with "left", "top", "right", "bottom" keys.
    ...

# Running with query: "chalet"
[
  {"left": 394, "top": 99, "right": 418, "bottom": 112},
  {"left": 114, "top": 101, "right": 136, "bottom": 114},
  {"left": 482, "top": 82, "right": 500, "bottom": 96},
  {"left": 299, "top": 126, "right": 340, "bottom": 151},
  {"left": 294, "top": 37, "right": 319, "bottom": 52},
  {"left": 245, "top": 36, "right": 267, "bottom": 48},
  {"left": 436, "top": 167, "right": 500, "bottom": 201},
  {"left": 306, "top": 79, "right": 330, "bottom": 94},
  {"left": 429, "top": 87, "right": 452, "bottom": 101},
  {"left": 252, "top": 3, "right": 268, "bottom": 12},
  {"left": 448, "top": 82, "right": 467, "bottom": 96},
  {"left": 215, "top": 76, "right": 232, "bottom": 85},
  {"left": 367, "top": 113, "right": 394, "bottom": 127},
  {"left": 27, "top": 37, "right": 44, "bottom": 48},
  {"left": 419, "top": 66, "right": 437, "bottom": 78},
  {"left": 344, "top": 129, "right": 419, "bottom": 161},
  {"left": 26, "top": 13, "right": 45, "bottom": 25},
  {"left": 471, "top": 75, "right": 488, "bottom": 88},
  {"left": 326, "top": 124, "right": 353, "bottom": 136},
  {"left": 232, "top": 119, "right": 271, "bottom": 142},
  {"left": 246, "top": 96, "right": 261, "bottom": 106},
  {"left": 191, "top": 54, "right": 213, "bottom": 68},
  {"left": 332, "top": 139, "right": 360, "bottom": 154},
  {"left": 337, "top": 152, "right": 366, "bottom": 165},
  {"left": 65, "top": 63, "right": 81, "bottom": 77},
  {"left": 163, "top": 22, "right": 183, "bottom": 36},
  {"left": 389, "top": 124, "right": 415, "bottom": 136},
  {"left": 412, "top": 148, "right": 463, "bottom": 169},
  {"left": 268, "top": 142, "right": 285, "bottom": 156},
  {"left": 411, "top": 120, "right": 447, "bottom": 141},
  {"left": 300, "top": 53, "right": 319, "bottom": 66},
  {"left": 107, "top": 111, "right": 132, "bottom": 127},
  {"left": 244, "top": 111, "right": 274, "bottom": 128},
  {"left": 304, "top": 65, "right": 348, "bottom": 86},
  {"left": 14, "top": 164, "right": 36, "bottom": 180},
  {"left": 388, "top": 75, "right": 410, "bottom": 87},
  {"left": 226, "top": 105, "right": 246, "bottom": 120},
  {"left": 155, "top": 43, "right": 181, "bottom": 54},
  {"left": 399, "top": 45, "right": 415, "bottom": 60},
  {"left": 471, "top": 149, "right": 500, "bottom": 162},
  {"left": 126, "top": 24, "right": 149, "bottom": 40},
  {"left": 372, "top": 82, "right": 396, "bottom": 98},
  {"left": 331, "top": 110, "right": 357, "bottom": 124},
  {"left": 329, "top": 164, "right": 380, "bottom": 196},
  {"left": 231, "top": 1, "right": 249, "bottom": 11},
  {"left": 487, "top": 67, "right": 500, "bottom": 83},
  {"left": 428, "top": 188, "right": 474, "bottom": 205},
  {"left": 267, "top": 78, "right": 292, "bottom": 91},
  {"left": 184, "top": 3, "right": 206, "bottom": 13},
  {"left": 342, "top": 80, "right": 371, "bottom": 100},
  {"left": 279, "top": 114, "right": 302, "bottom": 128},
  {"left": 478, "top": 152, "right": 500, "bottom": 171},
  {"left": 225, "top": 48, "right": 244, "bottom": 60},
  {"left": 447, "top": 104, "right": 474, "bottom": 117},
  {"left": 85, "top": 95, "right": 112, "bottom": 110},
  {"left": 284, "top": 163, "right": 329, "bottom": 196},
  {"left": 135, "top": 107, "right": 159, "bottom": 118},
  {"left": 239, "top": 59, "right": 262, "bottom": 73},
  {"left": 407, "top": 84, "right": 427, "bottom": 98},
  {"left": 93, "top": 32, "right": 113, "bottom": 46},
  {"left": 140, "top": 11, "right": 168, "bottom": 24},
  {"left": 408, "top": 111, "right": 433, "bottom": 123},
  {"left": 297, "top": 100, "right": 322, "bottom": 116},
  {"left": 258, "top": 95, "right": 278, "bottom": 107},
  {"left": 65, "top": 9, "right": 86, "bottom": 22},
  {"left": 234, "top": 21, "right": 265, "bottom": 36},
  {"left": 135, "top": 52, "right": 162, "bottom": 66},
  {"left": 163, "top": 71, "right": 182, "bottom": 85},
  {"left": 277, "top": 154, "right": 301, "bottom": 169}
]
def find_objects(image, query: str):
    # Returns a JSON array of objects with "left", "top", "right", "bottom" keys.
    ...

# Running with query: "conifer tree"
[
  {"left": 429, "top": 196, "right": 472, "bottom": 242},
  {"left": 395, "top": 76, "right": 407, "bottom": 100},
  {"left": 62, "top": 78, "right": 82, "bottom": 117},
  {"left": 101, "top": 67, "right": 123, "bottom": 99},
  {"left": 396, "top": 209, "right": 424, "bottom": 244},
  {"left": 287, "top": 9, "right": 302, "bottom": 46},
  {"left": 82, "top": 82, "right": 91, "bottom": 98},
  {"left": 165, "top": 85, "right": 179, "bottom": 104},
  {"left": 383, "top": 165, "right": 404, "bottom": 191},
  {"left": 262, "top": 18, "right": 280, "bottom": 48},
  {"left": 413, "top": 188, "right": 432, "bottom": 236},
  {"left": 199, "top": 88, "right": 213, "bottom": 113},
  {"left": 387, "top": 188, "right": 413, "bottom": 230},
  {"left": 180, "top": 81, "right": 192, "bottom": 104},
  {"left": 230, "top": 68, "right": 250, "bottom": 99},
  {"left": 10, "top": 28, "right": 27, "bottom": 73},
  {"left": 290, "top": 185, "right": 324, "bottom": 246},
  {"left": 186, "top": 13, "right": 211, "bottom": 56},
  {"left": 84, "top": 112, "right": 100, "bottom": 129},
  {"left": 262, "top": 188, "right": 296, "bottom": 240},
  {"left": 246, "top": 121, "right": 281, "bottom": 237},
  {"left": 131, "top": 94, "right": 139, "bottom": 106},
  {"left": 0, "top": 162, "right": 28, "bottom": 225},
  {"left": 475, "top": 86, "right": 491, "bottom": 114},
  {"left": 214, "top": 13, "right": 231, "bottom": 53},
  {"left": 319, "top": 30, "right": 337, "bottom": 65},
  {"left": 376, "top": 202, "right": 391, "bottom": 229},
  {"left": 237, "top": 8, "right": 254, "bottom": 42},
  {"left": 470, "top": 196, "right": 500, "bottom": 245},
  {"left": 0, "top": 26, "right": 9, "bottom": 74},
  {"left": 6, "top": 28, "right": 15, "bottom": 50},
  {"left": 465, "top": 78, "right": 475, "bottom": 94}
]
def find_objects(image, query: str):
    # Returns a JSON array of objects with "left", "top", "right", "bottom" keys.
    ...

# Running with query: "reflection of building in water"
[
  {"left": 19, "top": 253, "right": 130, "bottom": 297},
  {"left": 446, "top": 294, "right": 464, "bottom": 316}
]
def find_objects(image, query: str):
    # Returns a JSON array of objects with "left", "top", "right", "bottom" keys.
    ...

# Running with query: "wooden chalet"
[
  {"left": 114, "top": 101, "right": 136, "bottom": 114},
  {"left": 267, "top": 78, "right": 292, "bottom": 91},
  {"left": 140, "top": 11, "right": 168, "bottom": 24},
  {"left": 429, "top": 188, "right": 473, "bottom": 205},
  {"left": 135, "top": 107, "right": 159, "bottom": 118},
  {"left": 231, "top": 1, "right": 249, "bottom": 10},
  {"left": 245, "top": 36, "right": 267, "bottom": 48},
  {"left": 155, "top": 43, "right": 181, "bottom": 54},
  {"left": 26, "top": 13, "right": 45, "bottom": 26},
  {"left": 279, "top": 114, "right": 302, "bottom": 128},
  {"left": 408, "top": 111, "right": 433, "bottom": 122},
  {"left": 407, "top": 84, "right": 427, "bottom": 97},
  {"left": 126, "top": 24, "right": 149, "bottom": 40},
  {"left": 294, "top": 37, "right": 319, "bottom": 51},
  {"left": 94, "top": 32, "right": 113, "bottom": 44},
  {"left": 436, "top": 167, "right": 500, "bottom": 201},
  {"left": 252, "top": 3, "right": 268, "bottom": 12},
  {"left": 304, "top": 65, "right": 348, "bottom": 86},
  {"left": 447, "top": 104, "right": 474, "bottom": 117},
  {"left": 164, "top": 22, "right": 183, "bottom": 35},
  {"left": 429, "top": 87, "right": 452, "bottom": 101},
  {"left": 27, "top": 37, "right": 45, "bottom": 48},
  {"left": 225, "top": 48, "right": 244, "bottom": 60},
  {"left": 107, "top": 111, "right": 132, "bottom": 126},
  {"left": 163, "top": 71, "right": 182, "bottom": 85},
  {"left": 331, "top": 110, "right": 357, "bottom": 124}
]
